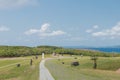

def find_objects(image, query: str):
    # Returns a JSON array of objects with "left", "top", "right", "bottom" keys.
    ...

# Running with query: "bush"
[{"left": 71, "top": 61, "right": 79, "bottom": 66}]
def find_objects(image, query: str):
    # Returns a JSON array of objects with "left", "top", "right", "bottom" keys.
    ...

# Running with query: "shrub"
[{"left": 71, "top": 61, "right": 79, "bottom": 66}]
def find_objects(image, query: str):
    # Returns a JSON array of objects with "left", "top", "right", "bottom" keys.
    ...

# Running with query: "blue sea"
[
  {"left": 64, "top": 46, "right": 120, "bottom": 53},
  {"left": 83, "top": 48, "right": 120, "bottom": 53}
]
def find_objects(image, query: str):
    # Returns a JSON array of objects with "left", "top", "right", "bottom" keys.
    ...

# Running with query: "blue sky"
[{"left": 0, "top": 0, "right": 120, "bottom": 47}]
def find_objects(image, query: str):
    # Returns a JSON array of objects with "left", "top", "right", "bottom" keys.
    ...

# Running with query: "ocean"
[
  {"left": 64, "top": 46, "right": 120, "bottom": 53},
  {"left": 83, "top": 48, "right": 120, "bottom": 53}
]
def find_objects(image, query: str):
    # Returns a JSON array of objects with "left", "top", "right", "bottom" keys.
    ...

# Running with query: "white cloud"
[
  {"left": 92, "top": 22, "right": 120, "bottom": 38},
  {"left": 86, "top": 25, "right": 99, "bottom": 33},
  {"left": 25, "top": 23, "right": 66, "bottom": 37},
  {"left": 25, "top": 23, "right": 50, "bottom": 35},
  {"left": 50, "top": 30, "right": 65, "bottom": 36},
  {"left": 92, "top": 32, "right": 108, "bottom": 36},
  {"left": 24, "top": 29, "right": 39, "bottom": 35},
  {"left": 40, "top": 23, "right": 50, "bottom": 33},
  {"left": 0, "top": 0, "right": 38, "bottom": 9},
  {"left": 39, "top": 30, "right": 66, "bottom": 37},
  {"left": 0, "top": 26, "right": 10, "bottom": 32}
]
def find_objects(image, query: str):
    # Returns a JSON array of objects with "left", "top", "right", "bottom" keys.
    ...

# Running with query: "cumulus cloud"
[
  {"left": 25, "top": 23, "right": 50, "bottom": 35},
  {"left": 39, "top": 30, "right": 66, "bottom": 37},
  {"left": 24, "top": 29, "right": 39, "bottom": 35},
  {"left": 25, "top": 23, "right": 66, "bottom": 37},
  {"left": 0, "top": 26, "right": 10, "bottom": 32},
  {"left": 40, "top": 23, "right": 50, "bottom": 33},
  {"left": 86, "top": 25, "right": 99, "bottom": 33},
  {"left": 0, "top": 0, "right": 38, "bottom": 9},
  {"left": 92, "top": 22, "right": 120, "bottom": 38}
]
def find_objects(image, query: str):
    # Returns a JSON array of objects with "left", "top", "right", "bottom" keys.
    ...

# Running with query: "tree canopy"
[{"left": 0, "top": 46, "right": 119, "bottom": 57}]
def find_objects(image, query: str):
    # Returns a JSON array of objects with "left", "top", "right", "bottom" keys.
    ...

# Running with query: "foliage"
[{"left": 0, "top": 46, "right": 120, "bottom": 57}]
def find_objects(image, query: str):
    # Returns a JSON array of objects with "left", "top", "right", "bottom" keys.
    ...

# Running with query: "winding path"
[{"left": 39, "top": 59, "right": 55, "bottom": 80}]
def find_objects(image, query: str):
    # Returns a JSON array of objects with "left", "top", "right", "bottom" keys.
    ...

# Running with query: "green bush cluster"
[
  {"left": 0, "top": 46, "right": 32, "bottom": 57},
  {"left": 0, "top": 46, "right": 120, "bottom": 57}
]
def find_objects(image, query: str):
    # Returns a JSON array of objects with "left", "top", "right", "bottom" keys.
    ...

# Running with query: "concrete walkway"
[{"left": 39, "top": 59, "right": 55, "bottom": 80}]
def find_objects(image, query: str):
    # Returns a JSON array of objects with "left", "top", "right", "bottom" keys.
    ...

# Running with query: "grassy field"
[
  {"left": 45, "top": 56, "right": 120, "bottom": 80},
  {"left": 0, "top": 56, "right": 41, "bottom": 80}
]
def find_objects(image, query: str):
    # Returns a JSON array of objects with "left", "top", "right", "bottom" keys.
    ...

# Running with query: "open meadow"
[
  {"left": 45, "top": 56, "right": 120, "bottom": 80},
  {"left": 0, "top": 56, "right": 41, "bottom": 80},
  {"left": 1, "top": 46, "right": 120, "bottom": 80}
]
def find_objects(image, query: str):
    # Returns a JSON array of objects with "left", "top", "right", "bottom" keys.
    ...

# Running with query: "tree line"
[{"left": 0, "top": 46, "right": 120, "bottom": 57}]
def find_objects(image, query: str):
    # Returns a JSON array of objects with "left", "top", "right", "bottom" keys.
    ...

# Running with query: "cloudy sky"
[{"left": 0, "top": 0, "right": 120, "bottom": 47}]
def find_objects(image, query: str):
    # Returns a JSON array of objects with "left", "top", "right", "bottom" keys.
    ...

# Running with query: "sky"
[{"left": 0, "top": 0, "right": 120, "bottom": 47}]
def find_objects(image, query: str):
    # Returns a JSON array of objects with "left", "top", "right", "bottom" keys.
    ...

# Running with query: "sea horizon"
[{"left": 64, "top": 46, "right": 120, "bottom": 53}]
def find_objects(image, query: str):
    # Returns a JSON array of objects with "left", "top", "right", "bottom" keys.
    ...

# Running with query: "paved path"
[{"left": 39, "top": 59, "right": 55, "bottom": 80}]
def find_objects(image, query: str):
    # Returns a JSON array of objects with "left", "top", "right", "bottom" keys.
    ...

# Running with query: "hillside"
[{"left": 0, "top": 45, "right": 120, "bottom": 57}]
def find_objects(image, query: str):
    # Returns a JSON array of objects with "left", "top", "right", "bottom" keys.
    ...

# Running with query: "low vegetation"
[
  {"left": 46, "top": 56, "right": 120, "bottom": 80},
  {"left": 0, "top": 45, "right": 120, "bottom": 57},
  {"left": 0, "top": 45, "right": 120, "bottom": 80},
  {"left": 0, "top": 56, "right": 41, "bottom": 80}
]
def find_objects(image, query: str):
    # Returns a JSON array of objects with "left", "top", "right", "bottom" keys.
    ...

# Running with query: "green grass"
[
  {"left": 0, "top": 59, "right": 22, "bottom": 67},
  {"left": 0, "top": 56, "right": 41, "bottom": 80},
  {"left": 45, "top": 56, "right": 120, "bottom": 80}
]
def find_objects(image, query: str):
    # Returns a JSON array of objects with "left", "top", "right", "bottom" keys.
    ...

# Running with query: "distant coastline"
[{"left": 64, "top": 46, "right": 120, "bottom": 53}]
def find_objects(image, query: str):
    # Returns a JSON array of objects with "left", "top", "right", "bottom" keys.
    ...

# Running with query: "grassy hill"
[{"left": 46, "top": 56, "right": 120, "bottom": 80}]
